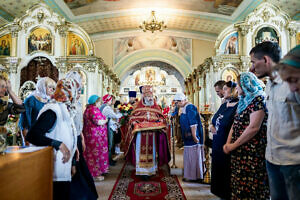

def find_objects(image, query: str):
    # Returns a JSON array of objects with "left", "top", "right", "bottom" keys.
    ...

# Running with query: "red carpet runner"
[{"left": 108, "top": 163, "right": 187, "bottom": 200}]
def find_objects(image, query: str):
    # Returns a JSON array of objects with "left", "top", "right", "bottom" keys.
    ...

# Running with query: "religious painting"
[
  {"left": 161, "top": 73, "right": 166, "bottom": 85},
  {"left": 64, "top": 0, "right": 241, "bottom": 16},
  {"left": 0, "top": 34, "right": 11, "bottom": 56},
  {"left": 220, "top": 32, "right": 238, "bottom": 54},
  {"left": 297, "top": 32, "right": 300, "bottom": 45},
  {"left": 67, "top": 33, "right": 87, "bottom": 56},
  {"left": 28, "top": 28, "right": 52, "bottom": 54},
  {"left": 221, "top": 68, "right": 238, "bottom": 83},
  {"left": 255, "top": 27, "right": 279, "bottom": 46},
  {"left": 64, "top": 0, "right": 96, "bottom": 9},
  {"left": 135, "top": 73, "right": 140, "bottom": 86},
  {"left": 145, "top": 68, "right": 156, "bottom": 82},
  {"left": 114, "top": 36, "right": 191, "bottom": 64}
]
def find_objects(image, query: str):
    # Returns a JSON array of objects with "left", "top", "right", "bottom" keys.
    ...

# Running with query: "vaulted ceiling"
[{"left": 0, "top": 0, "right": 299, "bottom": 39}]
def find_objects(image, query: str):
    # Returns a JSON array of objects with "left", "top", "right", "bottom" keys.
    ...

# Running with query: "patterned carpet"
[{"left": 108, "top": 163, "right": 186, "bottom": 200}]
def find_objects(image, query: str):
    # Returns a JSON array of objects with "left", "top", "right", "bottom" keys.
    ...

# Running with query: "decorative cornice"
[{"left": 0, "top": 57, "right": 21, "bottom": 74}]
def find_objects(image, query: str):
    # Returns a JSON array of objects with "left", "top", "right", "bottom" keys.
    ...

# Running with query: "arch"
[{"left": 114, "top": 49, "right": 192, "bottom": 79}]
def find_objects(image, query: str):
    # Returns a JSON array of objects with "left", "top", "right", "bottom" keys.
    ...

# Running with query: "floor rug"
[{"left": 108, "top": 163, "right": 187, "bottom": 200}]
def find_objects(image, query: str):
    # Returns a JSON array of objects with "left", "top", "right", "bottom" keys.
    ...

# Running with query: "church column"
[
  {"left": 235, "top": 23, "right": 250, "bottom": 55},
  {"left": 98, "top": 70, "right": 103, "bottom": 97},
  {"left": 7, "top": 58, "right": 20, "bottom": 93},
  {"left": 193, "top": 72, "right": 199, "bottom": 109},
  {"left": 288, "top": 24, "right": 297, "bottom": 49},
  {"left": 84, "top": 62, "right": 98, "bottom": 98}
]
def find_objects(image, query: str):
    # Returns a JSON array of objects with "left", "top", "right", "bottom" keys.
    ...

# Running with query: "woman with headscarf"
[
  {"left": 83, "top": 95, "right": 108, "bottom": 181},
  {"left": 173, "top": 92, "right": 205, "bottom": 182},
  {"left": 223, "top": 72, "right": 269, "bottom": 199},
  {"left": 19, "top": 77, "right": 56, "bottom": 141},
  {"left": 99, "top": 94, "right": 122, "bottom": 166},
  {"left": 26, "top": 78, "right": 78, "bottom": 200},
  {"left": 66, "top": 71, "right": 98, "bottom": 200},
  {"left": 210, "top": 81, "right": 239, "bottom": 200}
]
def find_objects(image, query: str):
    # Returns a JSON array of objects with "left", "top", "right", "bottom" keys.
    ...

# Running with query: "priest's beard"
[{"left": 144, "top": 98, "right": 154, "bottom": 106}]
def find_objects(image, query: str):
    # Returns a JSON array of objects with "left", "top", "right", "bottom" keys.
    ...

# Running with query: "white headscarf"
[
  {"left": 29, "top": 77, "right": 53, "bottom": 101},
  {"left": 66, "top": 71, "right": 82, "bottom": 89}
]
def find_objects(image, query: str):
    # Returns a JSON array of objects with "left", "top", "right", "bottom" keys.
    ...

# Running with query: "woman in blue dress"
[
  {"left": 210, "top": 81, "right": 238, "bottom": 199},
  {"left": 174, "top": 92, "right": 205, "bottom": 182},
  {"left": 19, "top": 77, "right": 56, "bottom": 139}
]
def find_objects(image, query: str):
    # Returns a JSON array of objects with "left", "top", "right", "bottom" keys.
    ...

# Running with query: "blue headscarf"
[
  {"left": 237, "top": 72, "right": 265, "bottom": 114},
  {"left": 88, "top": 95, "right": 100, "bottom": 105}
]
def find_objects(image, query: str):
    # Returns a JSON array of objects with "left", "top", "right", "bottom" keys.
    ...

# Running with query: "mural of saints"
[
  {"left": 68, "top": 33, "right": 87, "bottom": 56},
  {"left": 0, "top": 34, "right": 11, "bottom": 56},
  {"left": 28, "top": 28, "right": 52, "bottom": 54}
]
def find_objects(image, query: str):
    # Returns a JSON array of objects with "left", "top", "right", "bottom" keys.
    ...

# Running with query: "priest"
[{"left": 122, "top": 85, "right": 170, "bottom": 178}]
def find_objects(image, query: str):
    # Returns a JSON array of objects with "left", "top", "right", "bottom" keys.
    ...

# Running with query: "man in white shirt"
[{"left": 250, "top": 42, "right": 300, "bottom": 200}]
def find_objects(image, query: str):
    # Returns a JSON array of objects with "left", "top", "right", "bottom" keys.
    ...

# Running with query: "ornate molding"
[
  {"left": 8, "top": 23, "right": 21, "bottom": 38},
  {"left": 0, "top": 57, "right": 21, "bottom": 74},
  {"left": 287, "top": 22, "right": 299, "bottom": 37},
  {"left": 234, "top": 23, "right": 250, "bottom": 36}
]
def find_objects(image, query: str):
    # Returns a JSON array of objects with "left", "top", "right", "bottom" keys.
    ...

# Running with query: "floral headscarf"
[
  {"left": 29, "top": 77, "right": 55, "bottom": 102},
  {"left": 66, "top": 71, "right": 82, "bottom": 89},
  {"left": 52, "top": 78, "right": 78, "bottom": 116},
  {"left": 237, "top": 72, "right": 265, "bottom": 114}
]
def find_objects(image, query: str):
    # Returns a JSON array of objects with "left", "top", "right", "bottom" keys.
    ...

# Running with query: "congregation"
[{"left": 0, "top": 42, "right": 299, "bottom": 200}]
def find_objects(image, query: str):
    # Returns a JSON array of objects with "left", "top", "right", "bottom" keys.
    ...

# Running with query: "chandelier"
[{"left": 139, "top": 11, "right": 167, "bottom": 33}]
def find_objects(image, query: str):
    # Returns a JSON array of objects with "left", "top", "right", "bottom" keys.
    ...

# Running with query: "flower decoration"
[{"left": 117, "top": 103, "right": 134, "bottom": 125}]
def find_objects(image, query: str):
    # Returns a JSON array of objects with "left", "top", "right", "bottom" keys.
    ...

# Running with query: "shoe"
[{"left": 94, "top": 176, "right": 104, "bottom": 181}]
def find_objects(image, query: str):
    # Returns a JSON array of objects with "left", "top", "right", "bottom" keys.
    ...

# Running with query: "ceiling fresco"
[
  {"left": 64, "top": 0, "right": 243, "bottom": 16},
  {"left": 0, "top": 0, "right": 298, "bottom": 37}
]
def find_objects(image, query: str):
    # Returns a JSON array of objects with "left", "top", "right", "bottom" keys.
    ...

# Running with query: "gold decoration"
[{"left": 139, "top": 11, "right": 167, "bottom": 33}]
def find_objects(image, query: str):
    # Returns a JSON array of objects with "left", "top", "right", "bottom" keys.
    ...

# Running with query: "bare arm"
[
  {"left": 224, "top": 110, "right": 265, "bottom": 153},
  {"left": 226, "top": 125, "right": 234, "bottom": 144},
  {"left": 6, "top": 80, "right": 22, "bottom": 105}
]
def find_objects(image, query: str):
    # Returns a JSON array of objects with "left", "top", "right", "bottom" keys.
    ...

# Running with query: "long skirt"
[
  {"left": 183, "top": 144, "right": 205, "bottom": 180},
  {"left": 70, "top": 136, "right": 98, "bottom": 200}
]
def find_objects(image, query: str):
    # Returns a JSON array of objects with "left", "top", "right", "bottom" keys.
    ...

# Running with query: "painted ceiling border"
[
  {"left": 114, "top": 49, "right": 192, "bottom": 78},
  {"left": 91, "top": 29, "right": 218, "bottom": 42},
  {"left": 46, "top": 0, "right": 262, "bottom": 24}
]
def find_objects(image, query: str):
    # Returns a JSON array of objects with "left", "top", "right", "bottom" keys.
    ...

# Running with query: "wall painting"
[
  {"left": 28, "top": 28, "right": 52, "bottom": 54},
  {"left": 220, "top": 32, "right": 238, "bottom": 54},
  {"left": 0, "top": 34, "right": 11, "bottom": 56},
  {"left": 255, "top": 27, "right": 279, "bottom": 46},
  {"left": 114, "top": 36, "right": 191, "bottom": 64},
  {"left": 221, "top": 68, "right": 238, "bottom": 83},
  {"left": 67, "top": 33, "right": 87, "bottom": 56}
]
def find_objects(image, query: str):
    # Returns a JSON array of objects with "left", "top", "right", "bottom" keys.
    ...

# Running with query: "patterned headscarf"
[
  {"left": 237, "top": 72, "right": 265, "bottom": 114},
  {"left": 52, "top": 78, "right": 78, "bottom": 116},
  {"left": 29, "top": 77, "right": 55, "bottom": 101},
  {"left": 66, "top": 71, "right": 82, "bottom": 89},
  {"left": 102, "top": 94, "right": 112, "bottom": 104}
]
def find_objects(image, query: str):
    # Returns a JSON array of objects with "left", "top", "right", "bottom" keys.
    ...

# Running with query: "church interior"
[{"left": 0, "top": 0, "right": 299, "bottom": 199}]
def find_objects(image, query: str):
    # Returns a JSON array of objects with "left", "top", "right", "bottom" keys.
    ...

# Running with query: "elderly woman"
[
  {"left": 173, "top": 92, "right": 205, "bottom": 182},
  {"left": 223, "top": 72, "right": 269, "bottom": 199},
  {"left": 210, "top": 81, "right": 239, "bottom": 200},
  {"left": 26, "top": 78, "right": 78, "bottom": 200},
  {"left": 66, "top": 71, "right": 98, "bottom": 200},
  {"left": 19, "top": 77, "right": 56, "bottom": 139},
  {"left": 99, "top": 94, "right": 122, "bottom": 166},
  {"left": 83, "top": 95, "right": 108, "bottom": 181}
]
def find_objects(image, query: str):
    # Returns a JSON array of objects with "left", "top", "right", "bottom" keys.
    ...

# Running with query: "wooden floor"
[{"left": 95, "top": 146, "right": 218, "bottom": 200}]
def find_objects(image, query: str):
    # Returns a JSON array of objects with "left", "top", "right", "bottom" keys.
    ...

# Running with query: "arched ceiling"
[{"left": 0, "top": 0, "right": 299, "bottom": 39}]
